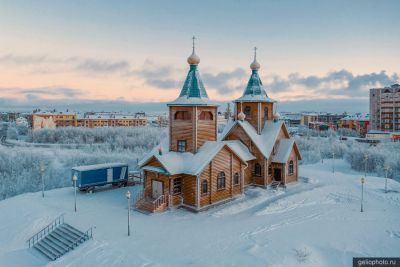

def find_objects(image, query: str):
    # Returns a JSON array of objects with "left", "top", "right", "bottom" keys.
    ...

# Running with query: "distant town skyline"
[{"left": 0, "top": 0, "right": 399, "bottom": 112}]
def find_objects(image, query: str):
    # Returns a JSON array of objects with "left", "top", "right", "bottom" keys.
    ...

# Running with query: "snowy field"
[{"left": 0, "top": 159, "right": 399, "bottom": 267}]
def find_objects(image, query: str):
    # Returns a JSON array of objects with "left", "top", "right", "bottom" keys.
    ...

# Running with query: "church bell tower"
[
  {"left": 234, "top": 48, "right": 276, "bottom": 134},
  {"left": 167, "top": 37, "right": 218, "bottom": 153}
]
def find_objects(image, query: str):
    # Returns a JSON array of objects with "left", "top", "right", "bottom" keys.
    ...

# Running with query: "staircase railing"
[
  {"left": 64, "top": 227, "right": 93, "bottom": 256},
  {"left": 27, "top": 214, "right": 65, "bottom": 248},
  {"left": 153, "top": 194, "right": 166, "bottom": 210},
  {"left": 133, "top": 189, "right": 144, "bottom": 207}
]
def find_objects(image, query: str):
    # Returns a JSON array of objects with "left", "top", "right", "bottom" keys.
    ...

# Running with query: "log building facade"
[{"left": 137, "top": 43, "right": 301, "bottom": 213}]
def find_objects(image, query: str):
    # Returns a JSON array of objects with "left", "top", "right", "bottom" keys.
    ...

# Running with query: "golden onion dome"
[{"left": 187, "top": 51, "right": 200, "bottom": 65}]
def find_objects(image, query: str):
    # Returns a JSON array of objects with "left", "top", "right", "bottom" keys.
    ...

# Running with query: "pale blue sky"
[{"left": 0, "top": 0, "right": 399, "bottom": 112}]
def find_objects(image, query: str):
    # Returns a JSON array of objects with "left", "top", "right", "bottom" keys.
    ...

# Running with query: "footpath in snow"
[{"left": 0, "top": 159, "right": 399, "bottom": 267}]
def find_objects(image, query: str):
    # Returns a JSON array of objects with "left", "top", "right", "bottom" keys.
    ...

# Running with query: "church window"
[
  {"left": 233, "top": 173, "right": 240, "bottom": 185},
  {"left": 289, "top": 160, "right": 294, "bottom": 175},
  {"left": 199, "top": 111, "right": 213, "bottom": 120},
  {"left": 177, "top": 140, "right": 187, "bottom": 152},
  {"left": 217, "top": 172, "right": 226, "bottom": 190},
  {"left": 174, "top": 111, "right": 191, "bottom": 120},
  {"left": 264, "top": 107, "right": 269, "bottom": 120},
  {"left": 244, "top": 106, "right": 251, "bottom": 116},
  {"left": 201, "top": 180, "right": 208, "bottom": 195},
  {"left": 254, "top": 163, "right": 262, "bottom": 177},
  {"left": 173, "top": 178, "right": 182, "bottom": 194}
]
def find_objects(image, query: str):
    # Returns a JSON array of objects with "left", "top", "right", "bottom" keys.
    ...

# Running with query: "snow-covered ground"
[{"left": 0, "top": 159, "right": 399, "bottom": 267}]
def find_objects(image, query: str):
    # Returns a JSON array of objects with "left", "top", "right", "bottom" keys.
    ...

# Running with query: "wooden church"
[{"left": 137, "top": 41, "right": 301, "bottom": 213}]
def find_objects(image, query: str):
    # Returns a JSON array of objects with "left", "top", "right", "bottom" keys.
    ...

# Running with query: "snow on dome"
[
  {"left": 238, "top": 111, "right": 246, "bottom": 121},
  {"left": 273, "top": 112, "right": 281, "bottom": 120}
]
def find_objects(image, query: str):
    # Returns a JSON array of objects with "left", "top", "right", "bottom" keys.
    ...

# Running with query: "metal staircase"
[{"left": 27, "top": 214, "right": 93, "bottom": 261}]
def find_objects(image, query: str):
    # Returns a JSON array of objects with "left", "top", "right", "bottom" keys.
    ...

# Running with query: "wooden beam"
[
  {"left": 209, "top": 161, "right": 213, "bottom": 204},
  {"left": 230, "top": 153, "right": 233, "bottom": 197}
]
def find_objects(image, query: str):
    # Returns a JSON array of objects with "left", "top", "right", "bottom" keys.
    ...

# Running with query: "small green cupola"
[
  {"left": 168, "top": 36, "right": 216, "bottom": 107},
  {"left": 234, "top": 47, "right": 275, "bottom": 103}
]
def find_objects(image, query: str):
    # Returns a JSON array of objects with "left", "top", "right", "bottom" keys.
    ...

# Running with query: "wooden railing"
[
  {"left": 27, "top": 214, "right": 65, "bottom": 248},
  {"left": 153, "top": 195, "right": 166, "bottom": 210},
  {"left": 133, "top": 189, "right": 144, "bottom": 207}
]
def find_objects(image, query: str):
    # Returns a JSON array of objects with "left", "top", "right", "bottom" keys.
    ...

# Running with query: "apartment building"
[{"left": 370, "top": 84, "right": 400, "bottom": 132}]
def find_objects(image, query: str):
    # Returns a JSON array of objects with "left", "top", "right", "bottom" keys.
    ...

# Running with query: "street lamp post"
[
  {"left": 361, "top": 177, "right": 365, "bottom": 212},
  {"left": 126, "top": 191, "right": 131, "bottom": 236},
  {"left": 72, "top": 174, "right": 78, "bottom": 212},
  {"left": 364, "top": 153, "right": 368, "bottom": 178},
  {"left": 384, "top": 166, "right": 390, "bottom": 194},
  {"left": 40, "top": 162, "right": 45, "bottom": 198}
]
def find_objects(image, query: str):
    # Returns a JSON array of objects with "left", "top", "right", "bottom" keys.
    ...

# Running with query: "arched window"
[
  {"left": 289, "top": 160, "right": 294, "bottom": 175},
  {"left": 244, "top": 106, "right": 251, "bottom": 116},
  {"left": 199, "top": 111, "right": 213, "bottom": 120},
  {"left": 174, "top": 111, "right": 191, "bottom": 120},
  {"left": 254, "top": 163, "right": 262, "bottom": 177},
  {"left": 264, "top": 107, "right": 269, "bottom": 120},
  {"left": 201, "top": 180, "right": 208, "bottom": 195},
  {"left": 233, "top": 172, "right": 240, "bottom": 185},
  {"left": 217, "top": 171, "right": 226, "bottom": 190},
  {"left": 268, "top": 164, "right": 272, "bottom": 175}
]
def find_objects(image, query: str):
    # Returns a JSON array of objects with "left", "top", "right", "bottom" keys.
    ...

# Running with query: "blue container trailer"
[{"left": 71, "top": 163, "right": 128, "bottom": 191}]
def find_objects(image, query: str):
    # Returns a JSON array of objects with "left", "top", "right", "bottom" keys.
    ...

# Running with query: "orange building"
[
  {"left": 77, "top": 114, "right": 147, "bottom": 128},
  {"left": 137, "top": 45, "right": 301, "bottom": 213},
  {"left": 32, "top": 111, "right": 147, "bottom": 130},
  {"left": 32, "top": 111, "right": 77, "bottom": 130}
]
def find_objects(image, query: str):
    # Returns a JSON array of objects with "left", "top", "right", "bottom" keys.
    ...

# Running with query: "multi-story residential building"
[
  {"left": 32, "top": 111, "right": 147, "bottom": 130},
  {"left": 300, "top": 112, "right": 318, "bottom": 127},
  {"left": 77, "top": 114, "right": 147, "bottom": 128},
  {"left": 32, "top": 111, "right": 77, "bottom": 130},
  {"left": 338, "top": 113, "right": 370, "bottom": 137},
  {"left": 370, "top": 84, "right": 400, "bottom": 132},
  {"left": 280, "top": 112, "right": 301, "bottom": 127}
]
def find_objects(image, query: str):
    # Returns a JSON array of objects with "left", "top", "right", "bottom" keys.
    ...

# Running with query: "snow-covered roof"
[
  {"left": 139, "top": 140, "right": 254, "bottom": 176},
  {"left": 33, "top": 110, "right": 77, "bottom": 115},
  {"left": 167, "top": 96, "right": 218, "bottom": 106},
  {"left": 272, "top": 139, "right": 295, "bottom": 163},
  {"left": 84, "top": 114, "right": 145, "bottom": 120},
  {"left": 220, "top": 120, "right": 287, "bottom": 159},
  {"left": 340, "top": 114, "right": 369, "bottom": 121},
  {"left": 72, "top": 162, "right": 128, "bottom": 172},
  {"left": 234, "top": 95, "right": 276, "bottom": 103}
]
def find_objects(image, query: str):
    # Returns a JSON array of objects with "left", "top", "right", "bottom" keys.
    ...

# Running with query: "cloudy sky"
[{"left": 0, "top": 0, "right": 399, "bottom": 112}]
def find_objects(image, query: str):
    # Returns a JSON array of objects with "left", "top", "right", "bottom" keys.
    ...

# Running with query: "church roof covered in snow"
[
  {"left": 271, "top": 139, "right": 300, "bottom": 163},
  {"left": 220, "top": 119, "right": 291, "bottom": 159},
  {"left": 139, "top": 139, "right": 255, "bottom": 176},
  {"left": 234, "top": 48, "right": 275, "bottom": 103},
  {"left": 168, "top": 38, "right": 217, "bottom": 107}
]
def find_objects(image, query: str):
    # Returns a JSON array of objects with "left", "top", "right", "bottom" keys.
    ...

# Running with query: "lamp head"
[{"left": 126, "top": 191, "right": 131, "bottom": 199}]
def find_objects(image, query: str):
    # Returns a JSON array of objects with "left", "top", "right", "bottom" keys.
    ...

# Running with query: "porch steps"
[
  {"left": 135, "top": 197, "right": 168, "bottom": 214},
  {"left": 32, "top": 223, "right": 92, "bottom": 261},
  {"left": 270, "top": 181, "right": 281, "bottom": 190}
]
